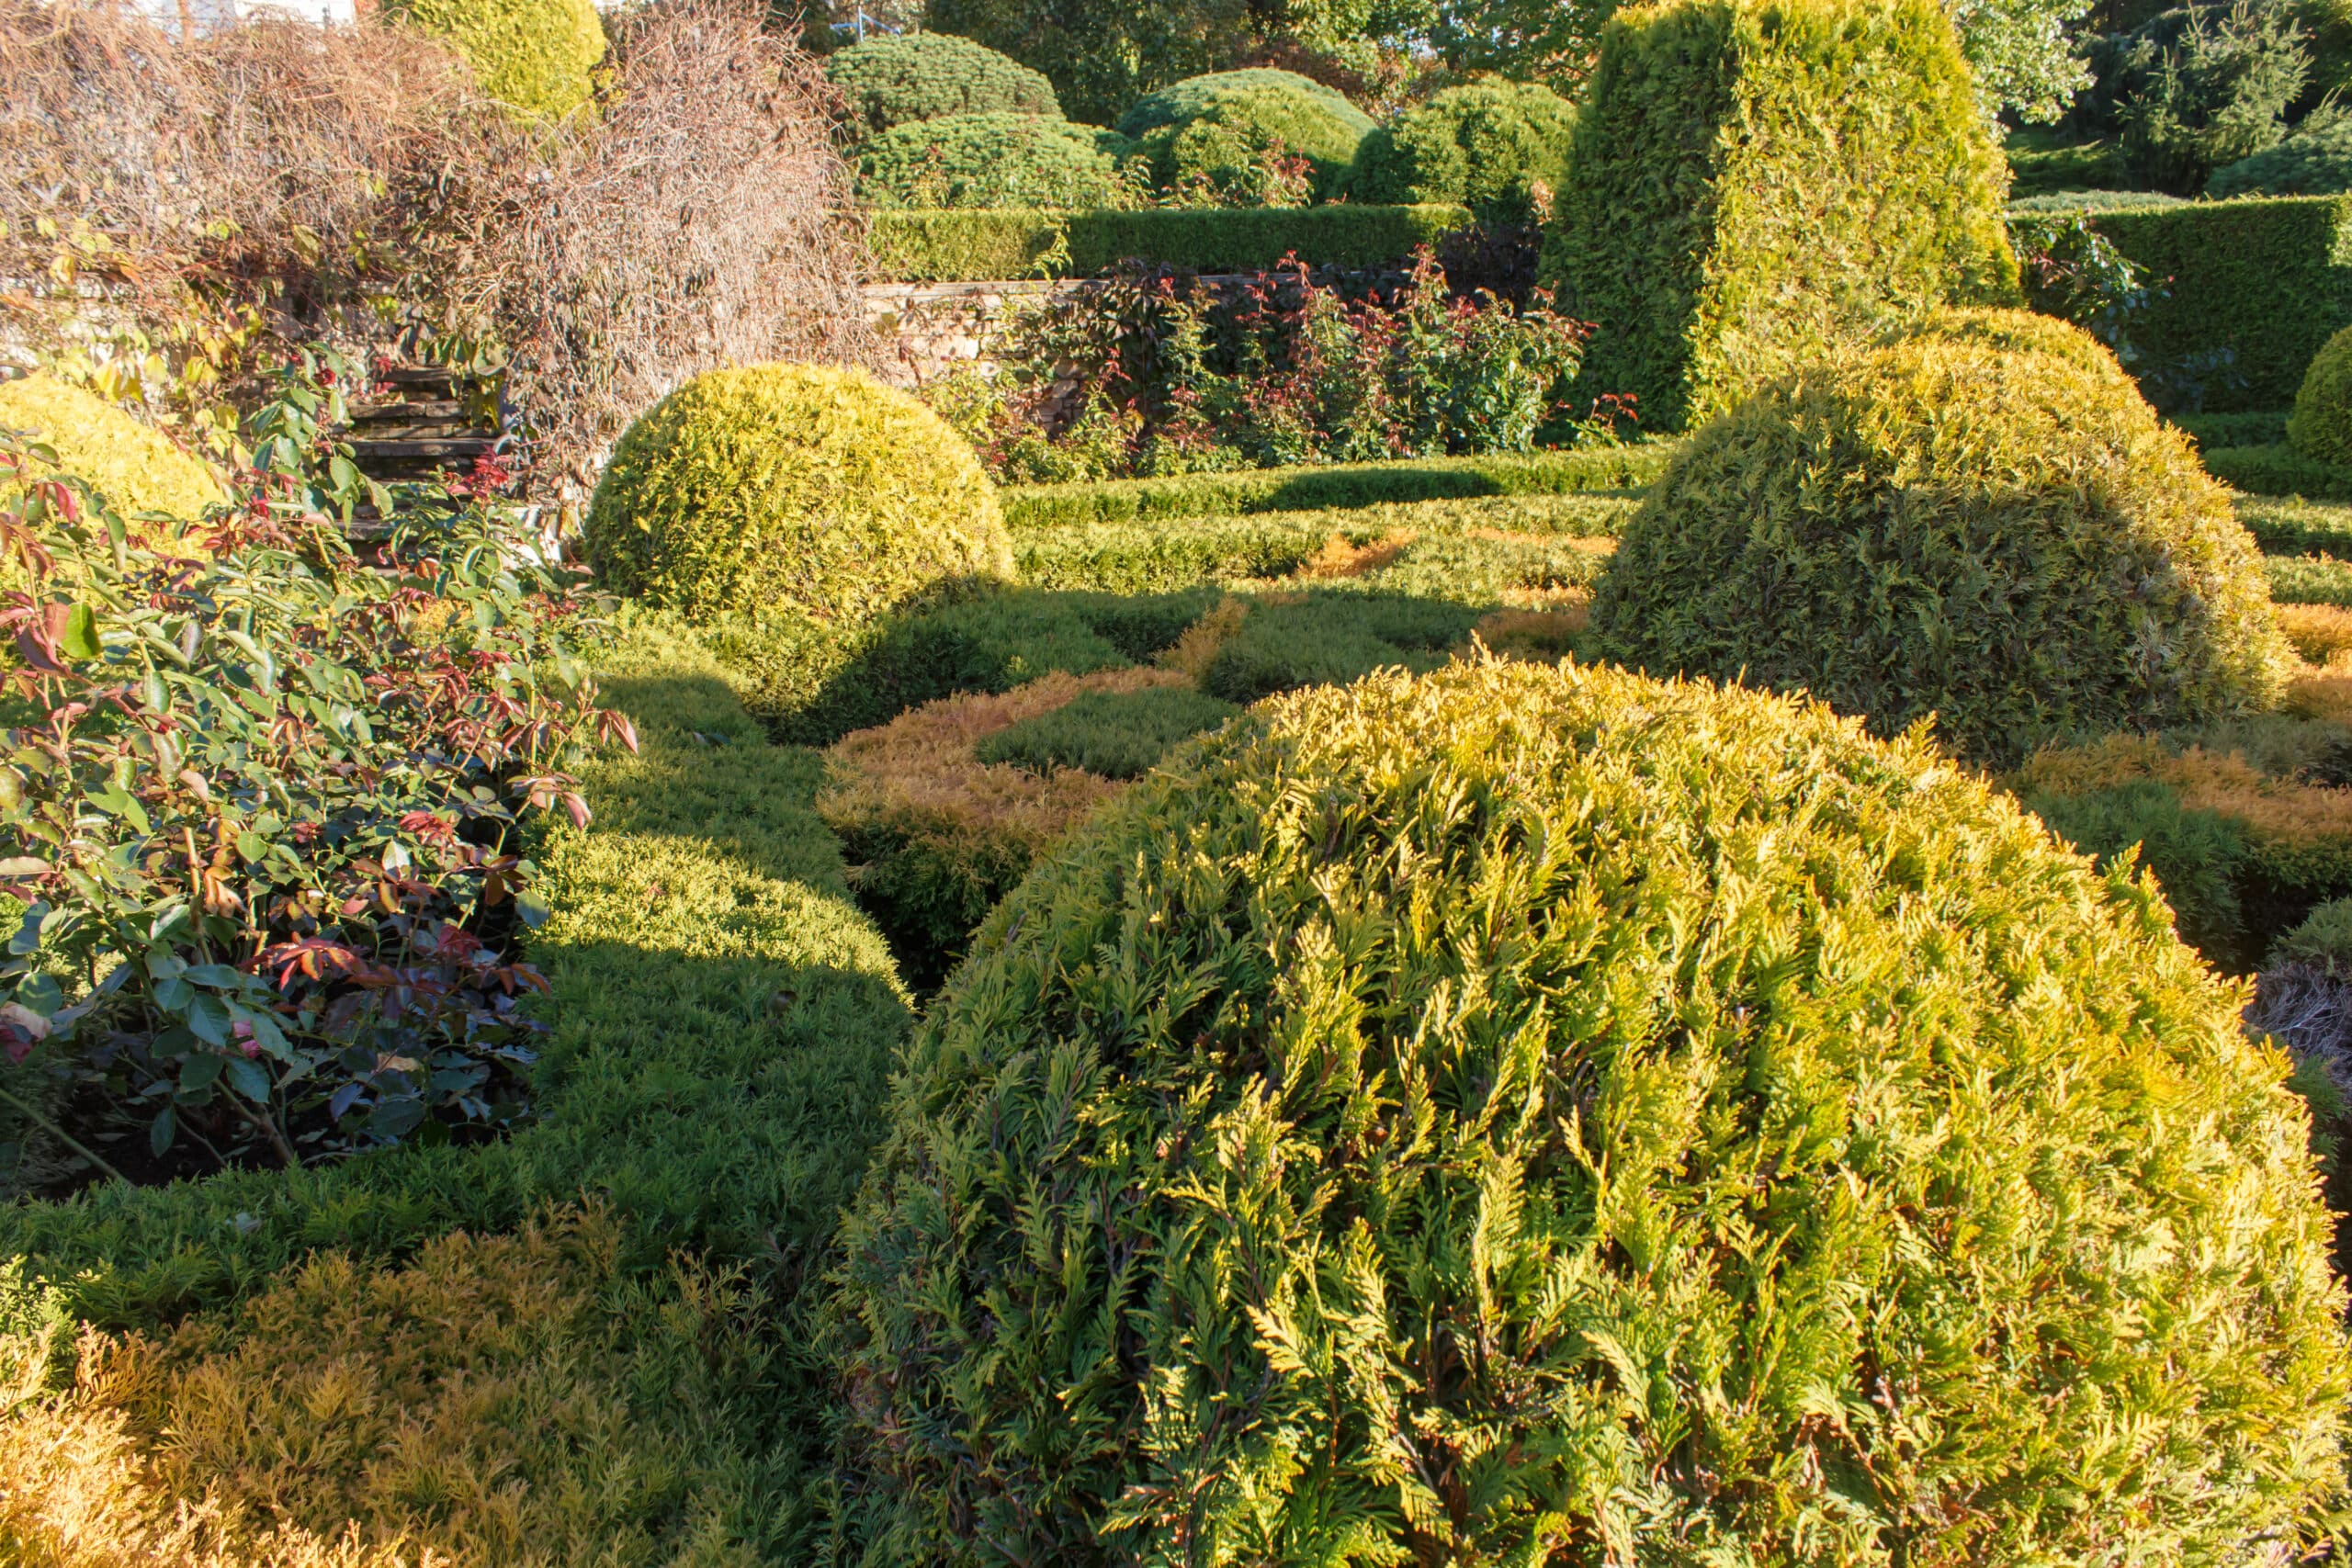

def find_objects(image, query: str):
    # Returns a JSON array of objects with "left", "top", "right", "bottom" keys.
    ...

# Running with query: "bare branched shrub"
[{"left": 0, "top": 0, "right": 870, "bottom": 495}]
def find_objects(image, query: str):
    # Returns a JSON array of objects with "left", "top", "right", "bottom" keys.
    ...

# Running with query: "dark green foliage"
[
  {"left": 2004, "top": 127, "right": 2133, "bottom": 195},
  {"left": 721, "top": 586, "right": 1217, "bottom": 744},
  {"left": 2112, "top": 0, "right": 2310, "bottom": 193},
  {"left": 0, "top": 619, "right": 911, "bottom": 1332},
  {"left": 2276, "top": 893, "right": 2352, "bottom": 964},
  {"left": 1345, "top": 81, "right": 1577, "bottom": 223},
  {"left": 975, "top": 685, "right": 1242, "bottom": 777},
  {"left": 2043, "top": 196, "right": 2352, "bottom": 412},
  {"left": 2211, "top": 102, "right": 2352, "bottom": 195},
  {"left": 865, "top": 203, "right": 1473, "bottom": 280},
  {"left": 2209, "top": 441, "right": 2352, "bottom": 496},
  {"left": 855, "top": 112, "right": 1135, "bottom": 209},
  {"left": 1134, "top": 83, "right": 1373, "bottom": 202},
  {"left": 822, "top": 656, "right": 2352, "bottom": 1565},
  {"left": 1544, "top": 0, "right": 2017, "bottom": 431},
  {"left": 1596, "top": 329, "right": 2290, "bottom": 765},
  {"left": 2179, "top": 407, "right": 2293, "bottom": 446},
  {"left": 2025, "top": 780, "right": 2249, "bottom": 953},
  {"left": 2292, "top": 321, "right": 2352, "bottom": 460},
  {"left": 1117, "top": 67, "right": 1374, "bottom": 138},
  {"left": 1196, "top": 591, "right": 1485, "bottom": 702},
  {"left": 825, "top": 31, "right": 1060, "bottom": 137},
  {"left": 1001, "top": 445, "right": 1668, "bottom": 526},
  {"left": 2007, "top": 186, "right": 2188, "bottom": 210}
]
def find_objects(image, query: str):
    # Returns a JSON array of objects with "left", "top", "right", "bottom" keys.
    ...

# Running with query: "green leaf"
[
  {"left": 60, "top": 603, "right": 99, "bottom": 661},
  {"left": 186, "top": 992, "right": 232, "bottom": 1046},
  {"left": 223, "top": 1054, "right": 272, "bottom": 1103}
]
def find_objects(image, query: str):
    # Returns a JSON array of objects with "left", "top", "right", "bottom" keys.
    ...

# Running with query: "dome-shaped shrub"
[
  {"left": 1346, "top": 80, "right": 1577, "bottom": 222},
  {"left": 1120, "top": 70, "right": 1374, "bottom": 199},
  {"left": 1594, "top": 333, "right": 2288, "bottom": 763},
  {"left": 823, "top": 655, "right": 2351, "bottom": 1564},
  {"left": 0, "top": 374, "right": 223, "bottom": 523},
  {"left": 827, "top": 32, "right": 1060, "bottom": 137},
  {"left": 1891, "top": 305, "right": 2139, "bottom": 387},
  {"left": 584, "top": 364, "right": 1012, "bottom": 621},
  {"left": 856, "top": 112, "right": 1135, "bottom": 208},
  {"left": 2291, "top": 322, "right": 2352, "bottom": 464},
  {"left": 381, "top": 0, "right": 605, "bottom": 118}
]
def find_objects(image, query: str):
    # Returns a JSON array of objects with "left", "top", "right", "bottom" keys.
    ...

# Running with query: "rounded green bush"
[
  {"left": 0, "top": 373, "right": 223, "bottom": 523},
  {"left": 1346, "top": 80, "right": 1577, "bottom": 222},
  {"left": 823, "top": 655, "right": 2351, "bottom": 1564},
  {"left": 826, "top": 32, "right": 1061, "bottom": 138},
  {"left": 1595, "top": 332, "right": 2289, "bottom": 763},
  {"left": 381, "top": 0, "right": 605, "bottom": 118},
  {"left": 2290, "top": 323, "right": 2352, "bottom": 464},
  {"left": 1119, "top": 69, "right": 1374, "bottom": 199},
  {"left": 583, "top": 364, "right": 1012, "bottom": 621},
  {"left": 1890, "top": 305, "right": 2141, "bottom": 389},
  {"left": 856, "top": 112, "right": 1135, "bottom": 208}
]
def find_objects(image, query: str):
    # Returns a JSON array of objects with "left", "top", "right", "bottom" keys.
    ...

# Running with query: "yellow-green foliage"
[
  {"left": 381, "top": 0, "right": 605, "bottom": 118},
  {"left": 2290, "top": 322, "right": 2352, "bottom": 465},
  {"left": 3, "top": 1207, "right": 794, "bottom": 1567},
  {"left": 1544, "top": 0, "right": 2018, "bottom": 431},
  {"left": 0, "top": 375, "right": 221, "bottom": 525},
  {"left": 1597, "top": 333, "right": 2289, "bottom": 763},
  {"left": 823, "top": 656, "right": 2351, "bottom": 1564},
  {"left": 584, "top": 365, "right": 1012, "bottom": 623},
  {"left": 1891, "top": 305, "right": 2138, "bottom": 388}
]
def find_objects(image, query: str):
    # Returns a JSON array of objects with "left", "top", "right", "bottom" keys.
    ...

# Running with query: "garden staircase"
[{"left": 345, "top": 365, "right": 502, "bottom": 485}]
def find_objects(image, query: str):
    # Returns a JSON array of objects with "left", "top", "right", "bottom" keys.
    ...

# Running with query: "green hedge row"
[
  {"left": 1001, "top": 445, "right": 1668, "bottom": 528},
  {"left": 2206, "top": 443, "right": 2352, "bottom": 499},
  {"left": 0, "top": 620, "right": 911, "bottom": 1329},
  {"left": 866, "top": 203, "right": 1473, "bottom": 281},
  {"left": 2267, "top": 552, "right": 2352, "bottom": 605},
  {"left": 2237, "top": 495, "right": 2352, "bottom": 555},
  {"left": 2047, "top": 197, "right": 2352, "bottom": 412}
]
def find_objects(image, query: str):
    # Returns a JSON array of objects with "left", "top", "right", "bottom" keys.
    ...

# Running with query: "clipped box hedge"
[
  {"left": 866, "top": 203, "right": 1474, "bottom": 281},
  {"left": 2056, "top": 196, "right": 2352, "bottom": 412},
  {"left": 1000, "top": 445, "right": 1670, "bottom": 528}
]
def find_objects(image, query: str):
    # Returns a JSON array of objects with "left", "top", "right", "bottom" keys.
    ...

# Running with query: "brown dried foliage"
[{"left": 0, "top": 0, "right": 871, "bottom": 494}]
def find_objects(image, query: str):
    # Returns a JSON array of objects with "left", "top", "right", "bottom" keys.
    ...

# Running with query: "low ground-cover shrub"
[
  {"left": 854, "top": 112, "right": 1136, "bottom": 209},
  {"left": 1344, "top": 81, "right": 1576, "bottom": 223},
  {"left": 826, "top": 31, "right": 1059, "bottom": 137},
  {"left": 0, "top": 431, "right": 629, "bottom": 1183},
  {"left": 1193, "top": 590, "right": 1485, "bottom": 703},
  {"left": 2243, "top": 492, "right": 2352, "bottom": 554},
  {"left": 0, "top": 375, "right": 223, "bottom": 526},
  {"left": 817, "top": 668, "right": 1208, "bottom": 983},
  {"left": 824, "top": 654, "right": 2352, "bottom": 1563},
  {"left": 583, "top": 364, "right": 1010, "bottom": 622},
  {"left": 974, "top": 682, "right": 1239, "bottom": 777},
  {"left": 1599, "top": 321, "right": 2288, "bottom": 764},
  {"left": 1546, "top": 0, "right": 2015, "bottom": 430},
  {"left": 1000, "top": 446, "right": 1666, "bottom": 526}
]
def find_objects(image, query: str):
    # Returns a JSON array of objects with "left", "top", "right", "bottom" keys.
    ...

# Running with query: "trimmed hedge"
[
  {"left": 0, "top": 373, "right": 223, "bottom": 525},
  {"left": 583, "top": 363, "right": 1011, "bottom": 621},
  {"left": 2239, "top": 494, "right": 2352, "bottom": 554},
  {"left": 1001, "top": 444, "right": 1668, "bottom": 527},
  {"left": 2207, "top": 442, "right": 2352, "bottom": 498},
  {"left": 856, "top": 113, "right": 1134, "bottom": 209},
  {"left": 2043, "top": 196, "right": 2352, "bottom": 412},
  {"left": 1597, "top": 325, "right": 2290, "bottom": 764},
  {"left": 380, "top": 0, "right": 604, "bottom": 118},
  {"left": 1345, "top": 80, "right": 1578, "bottom": 224},
  {"left": 865, "top": 203, "right": 1473, "bottom": 281},
  {"left": 823, "top": 654, "right": 2352, "bottom": 1562},
  {"left": 1544, "top": 0, "right": 2017, "bottom": 431},
  {"left": 825, "top": 31, "right": 1059, "bottom": 137}
]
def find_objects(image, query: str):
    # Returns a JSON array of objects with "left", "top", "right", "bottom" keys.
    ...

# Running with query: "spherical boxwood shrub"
[
  {"left": 856, "top": 112, "right": 1135, "bottom": 209},
  {"left": 1595, "top": 330, "right": 2289, "bottom": 763},
  {"left": 583, "top": 364, "right": 1012, "bottom": 622},
  {"left": 2290, "top": 323, "right": 2352, "bottom": 464},
  {"left": 826, "top": 31, "right": 1060, "bottom": 138},
  {"left": 1889, "top": 305, "right": 2139, "bottom": 388},
  {"left": 822, "top": 655, "right": 2352, "bottom": 1564},
  {"left": 0, "top": 373, "right": 223, "bottom": 524},
  {"left": 380, "top": 0, "right": 605, "bottom": 118},
  {"left": 1346, "top": 80, "right": 1577, "bottom": 222},
  {"left": 1119, "top": 69, "right": 1374, "bottom": 200}
]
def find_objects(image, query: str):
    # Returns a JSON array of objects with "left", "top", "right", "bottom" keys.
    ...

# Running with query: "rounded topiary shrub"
[
  {"left": 583, "top": 364, "right": 1012, "bottom": 621},
  {"left": 1595, "top": 332, "right": 2288, "bottom": 763},
  {"left": 826, "top": 31, "right": 1060, "bottom": 137},
  {"left": 0, "top": 374, "right": 223, "bottom": 524},
  {"left": 1346, "top": 80, "right": 1577, "bottom": 221},
  {"left": 381, "top": 0, "right": 605, "bottom": 118},
  {"left": 823, "top": 655, "right": 2351, "bottom": 1565},
  {"left": 2290, "top": 323, "right": 2352, "bottom": 464},
  {"left": 856, "top": 112, "right": 1134, "bottom": 208},
  {"left": 1890, "top": 305, "right": 2138, "bottom": 386},
  {"left": 1119, "top": 69, "right": 1374, "bottom": 199}
]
